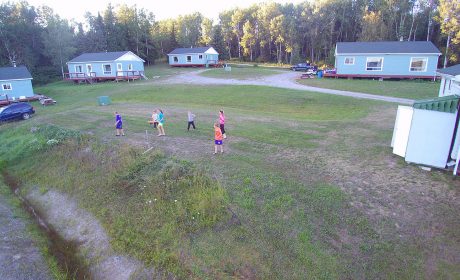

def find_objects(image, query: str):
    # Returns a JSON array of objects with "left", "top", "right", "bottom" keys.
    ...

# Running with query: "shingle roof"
[
  {"left": 168, "top": 47, "right": 212, "bottom": 55},
  {"left": 0, "top": 66, "right": 32, "bottom": 80},
  {"left": 68, "top": 51, "right": 130, "bottom": 63},
  {"left": 336, "top": 41, "right": 441, "bottom": 55},
  {"left": 437, "top": 64, "right": 460, "bottom": 76}
]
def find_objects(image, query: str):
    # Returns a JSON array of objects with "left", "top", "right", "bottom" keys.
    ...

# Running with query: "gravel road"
[
  {"left": 162, "top": 70, "right": 414, "bottom": 105},
  {"left": 0, "top": 194, "right": 52, "bottom": 280}
]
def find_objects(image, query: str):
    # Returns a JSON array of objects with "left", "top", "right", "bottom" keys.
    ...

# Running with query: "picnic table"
[{"left": 39, "top": 97, "right": 57, "bottom": 106}]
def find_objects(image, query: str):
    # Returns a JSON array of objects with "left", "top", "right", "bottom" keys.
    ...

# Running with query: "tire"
[{"left": 22, "top": 113, "right": 30, "bottom": 120}]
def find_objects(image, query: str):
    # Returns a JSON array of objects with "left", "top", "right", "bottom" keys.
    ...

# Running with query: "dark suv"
[
  {"left": 0, "top": 103, "right": 35, "bottom": 122},
  {"left": 290, "top": 63, "right": 318, "bottom": 72}
]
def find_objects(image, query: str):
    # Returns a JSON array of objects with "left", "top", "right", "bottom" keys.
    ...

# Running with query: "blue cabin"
[
  {"left": 331, "top": 41, "right": 441, "bottom": 79},
  {"left": 0, "top": 66, "right": 34, "bottom": 101},
  {"left": 168, "top": 47, "right": 219, "bottom": 67},
  {"left": 437, "top": 64, "right": 460, "bottom": 97},
  {"left": 66, "top": 51, "right": 145, "bottom": 83}
]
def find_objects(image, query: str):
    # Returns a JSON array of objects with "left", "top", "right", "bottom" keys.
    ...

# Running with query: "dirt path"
[
  {"left": 25, "top": 189, "right": 169, "bottom": 280},
  {"left": 0, "top": 194, "right": 52, "bottom": 280},
  {"left": 160, "top": 70, "right": 414, "bottom": 105}
]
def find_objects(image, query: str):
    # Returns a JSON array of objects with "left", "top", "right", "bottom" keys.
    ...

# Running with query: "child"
[
  {"left": 157, "top": 109, "right": 165, "bottom": 136},
  {"left": 151, "top": 109, "right": 158, "bottom": 128},
  {"left": 219, "top": 110, "right": 226, "bottom": 139},
  {"left": 214, "top": 122, "right": 223, "bottom": 154},
  {"left": 187, "top": 111, "right": 196, "bottom": 131},
  {"left": 115, "top": 112, "right": 125, "bottom": 136}
]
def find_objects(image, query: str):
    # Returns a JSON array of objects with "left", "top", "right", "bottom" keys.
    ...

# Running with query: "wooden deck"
[
  {"left": 64, "top": 71, "right": 146, "bottom": 84},
  {"left": 0, "top": 94, "right": 42, "bottom": 107},
  {"left": 323, "top": 73, "right": 438, "bottom": 80}
]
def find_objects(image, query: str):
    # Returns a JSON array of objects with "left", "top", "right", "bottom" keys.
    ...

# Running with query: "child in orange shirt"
[{"left": 214, "top": 122, "right": 223, "bottom": 154}]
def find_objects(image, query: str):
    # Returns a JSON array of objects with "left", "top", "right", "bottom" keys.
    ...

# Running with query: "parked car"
[
  {"left": 290, "top": 63, "right": 318, "bottom": 72},
  {"left": 0, "top": 103, "right": 35, "bottom": 122}
]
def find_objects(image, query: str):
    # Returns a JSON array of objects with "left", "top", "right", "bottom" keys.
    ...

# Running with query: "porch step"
[{"left": 141, "top": 73, "right": 149, "bottom": 80}]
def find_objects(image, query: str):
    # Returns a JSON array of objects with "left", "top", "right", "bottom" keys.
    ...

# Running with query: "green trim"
[{"left": 413, "top": 95, "right": 460, "bottom": 113}]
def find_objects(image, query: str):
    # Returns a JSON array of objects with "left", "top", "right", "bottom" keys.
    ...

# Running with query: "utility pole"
[{"left": 443, "top": 32, "right": 451, "bottom": 68}]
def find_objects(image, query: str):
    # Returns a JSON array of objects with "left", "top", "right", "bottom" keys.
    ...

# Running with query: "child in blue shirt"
[{"left": 115, "top": 112, "right": 125, "bottom": 136}]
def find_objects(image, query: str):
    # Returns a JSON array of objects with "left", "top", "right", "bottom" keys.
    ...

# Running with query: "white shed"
[
  {"left": 392, "top": 95, "right": 460, "bottom": 171},
  {"left": 437, "top": 64, "right": 460, "bottom": 97}
]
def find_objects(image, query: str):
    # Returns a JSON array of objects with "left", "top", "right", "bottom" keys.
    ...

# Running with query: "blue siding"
[
  {"left": 168, "top": 53, "right": 219, "bottom": 65},
  {"left": 336, "top": 54, "right": 439, "bottom": 77},
  {"left": 67, "top": 61, "right": 144, "bottom": 77},
  {"left": 0, "top": 79, "right": 33, "bottom": 100},
  {"left": 439, "top": 77, "right": 460, "bottom": 97}
]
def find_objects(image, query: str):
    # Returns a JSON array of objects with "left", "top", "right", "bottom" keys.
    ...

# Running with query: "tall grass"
[{"left": 1, "top": 124, "right": 229, "bottom": 278}]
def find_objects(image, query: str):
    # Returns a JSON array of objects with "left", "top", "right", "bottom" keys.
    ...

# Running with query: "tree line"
[{"left": 0, "top": 1, "right": 458, "bottom": 84}]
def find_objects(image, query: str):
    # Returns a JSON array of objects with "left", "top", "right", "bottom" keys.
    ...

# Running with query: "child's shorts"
[
  {"left": 215, "top": 140, "right": 223, "bottom": 145},
  {"left": 116, "top": 123, "right": 123, "bottom": 129}
]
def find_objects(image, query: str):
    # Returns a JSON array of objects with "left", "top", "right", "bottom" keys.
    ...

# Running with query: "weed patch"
[{"left": 3, "top": 132, "right": 229, "bottom": 277}]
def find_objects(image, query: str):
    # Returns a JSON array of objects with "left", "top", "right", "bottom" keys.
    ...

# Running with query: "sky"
[{"left": 16, "top": 0, "right": 305, "bottom": 22}]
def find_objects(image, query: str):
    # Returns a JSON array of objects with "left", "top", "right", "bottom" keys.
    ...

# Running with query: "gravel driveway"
[
  {"left": 162, "top": 70, "right": 414, "bottom": 105},
  {"left": 0, "top": 194, "right": 52, "bottom": 280}
]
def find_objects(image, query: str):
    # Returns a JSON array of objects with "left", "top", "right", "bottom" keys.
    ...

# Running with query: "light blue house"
[
  {"left": 167, "top": 47, "right": 219, "bottom": 67},
  {"left": 437, "top": 64, "right": 460, "bottom": 97},
  {"left": 331, "top": 41, "right": 441, "bottom": 79},
  {"left": 0, "top": 66, "right": 34, "bottom": 101},
  {"left": 66, "top": 51, "right": 145, "bottom": 83}
]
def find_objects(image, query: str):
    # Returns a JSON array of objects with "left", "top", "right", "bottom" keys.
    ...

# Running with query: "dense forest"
[{"left": 0, "top": 0, "right": 458, "bottom": 83}]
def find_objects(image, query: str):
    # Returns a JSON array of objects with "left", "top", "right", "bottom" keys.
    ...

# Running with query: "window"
[
  {"left": 75, "top": 65, "right": 83, "bottom": 73},
  {"left": 344, "top": 57, "right": 355, "bottom": 65},
  {"left": 186, "top": 56, "right": 192, "bottom": 62},
  {"left": 128, "top": 64, "right": 133, "bottom": 71},
  {"left": 2, "top": 83, "right": 12, "bottom": 90},
  {"left": 173, "top": 56, "right": 178, "bottom": 62},
  {"left": 103, "top": 64, "right": 112, "bottom": 75},
  {"left": 366, "top": 57, "right": 383, "bottom": 71},
  {"left": 410, "top": 57, "right": 427, "bottom": 72},
  {"left": 86, "top": 64, "right": 92, "bottom": 73},
  {"left": 199, "top": 54, "right": 203, "bottom": 59}
]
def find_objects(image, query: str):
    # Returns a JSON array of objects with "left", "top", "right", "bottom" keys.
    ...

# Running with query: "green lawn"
[
  {"left": 0, "top": 78, "right": 458, "bottom": 279},
  {"left": 144, "top": 63, "right": 198, "bottom": 80},
  {"left": 297, "top": 77, "right": 440, "bottom": 99},
  {"left": 200, "top": 66, "right": 284, "bottom": 80}
]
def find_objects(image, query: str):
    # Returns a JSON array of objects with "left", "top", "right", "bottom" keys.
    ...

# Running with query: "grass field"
[
  {"left": 297, "top": 77, "right": 439, "bottom": 99},
  {"left": 200, "top": 66, "right": 284, "bottom": 80},
  {"left": 0, "top": 71, "right": 459, "bottom": 279}
]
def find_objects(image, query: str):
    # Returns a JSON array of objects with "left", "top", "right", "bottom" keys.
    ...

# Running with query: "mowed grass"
[
  {"left": 297, "top": 77, "right": 439, "bottom": 99},
  {"left": 200, "top": 66, "right": 284, "bottom": 80},
  {"left": 144, "top": 63, "right": 198, "bottom": 80},
  {"left": 1, "top": 76, "right": 458, "bottom": 279}
]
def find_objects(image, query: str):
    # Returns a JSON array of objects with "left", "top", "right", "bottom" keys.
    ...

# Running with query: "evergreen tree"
[{"left": 212, "top": 24, "right": 227, "bottom": 59}]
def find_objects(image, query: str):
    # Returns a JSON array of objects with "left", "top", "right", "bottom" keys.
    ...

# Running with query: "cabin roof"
[
  {"left": 0, "top": 66, "right": 32, "bottom": 80},
  {"left": 68, "top": 51, "right": 133, "bottom": 63},
  {"left": 336, "top": 41, "right": 441, "bottom": 55},
  {"left": 437, "top": 64, "right": 460, "bottom": 77},
  {"left": 168, "top": 47, "right": 215, "bottom": 55}
]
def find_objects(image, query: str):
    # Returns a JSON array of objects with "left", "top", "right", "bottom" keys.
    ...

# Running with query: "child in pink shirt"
[{"left": 219, "top": 110, "right": 226, "bottom": 139}]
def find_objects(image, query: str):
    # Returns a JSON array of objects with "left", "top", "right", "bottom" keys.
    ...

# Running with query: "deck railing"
[
  {"left": 64, "top": 72, "right": 97, "bottom": 79},
  {"left": 115, "top": 70, "right": 144, "bottom": 78}
]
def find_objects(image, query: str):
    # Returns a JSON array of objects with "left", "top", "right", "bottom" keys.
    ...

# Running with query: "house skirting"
[
  {"left": 324, "top": 73, "right": 438, "bottom": 80},
  {"left": 170, "top": 63, "right": 218, "bottom": 67}
]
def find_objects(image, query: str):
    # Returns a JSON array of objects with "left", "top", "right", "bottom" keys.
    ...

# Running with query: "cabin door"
[
  {"left": 86, "top": 64, "right": 92, "bottom": 76},
  {"left": 117, "top": 63, "right": 123, "bottom": 76}
]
